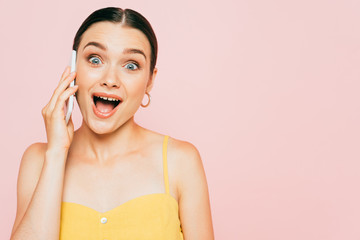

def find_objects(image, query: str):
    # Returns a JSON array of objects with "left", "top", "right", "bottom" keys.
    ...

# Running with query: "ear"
[{"left": 146, "top": 67, "right": 157, "bottom": 93}]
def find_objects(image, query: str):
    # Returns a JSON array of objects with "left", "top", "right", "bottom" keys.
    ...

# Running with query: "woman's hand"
[{"left": 41, "top": 66, "right": 78, "bottom": 152}]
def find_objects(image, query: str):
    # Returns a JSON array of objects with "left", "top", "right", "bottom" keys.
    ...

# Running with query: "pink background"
[{"left": 1, "top": 0, "right": 360, "bottom": 239}]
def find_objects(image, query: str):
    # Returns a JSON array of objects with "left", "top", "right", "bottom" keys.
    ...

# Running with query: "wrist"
[{"left": 45, "top": 148, "right": 68, "bottom": 161}]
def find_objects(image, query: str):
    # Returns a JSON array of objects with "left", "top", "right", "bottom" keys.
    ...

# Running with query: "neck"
[{"left": 69, "top": 116, "right": 145, "bottom": 165}]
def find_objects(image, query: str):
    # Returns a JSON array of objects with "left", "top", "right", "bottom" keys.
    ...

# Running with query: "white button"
[{"left": 100, "top": 217, "right": 107, "bottom": 224}]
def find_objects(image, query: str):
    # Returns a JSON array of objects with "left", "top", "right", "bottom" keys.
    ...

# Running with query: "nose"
[{"left": 101, "top": 65, "right": 121, "bottom": 88}]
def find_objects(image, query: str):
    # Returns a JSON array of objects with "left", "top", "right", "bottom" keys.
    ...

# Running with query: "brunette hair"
[{"left": 72, "top": 7, "right": 158, "bottom": 74}]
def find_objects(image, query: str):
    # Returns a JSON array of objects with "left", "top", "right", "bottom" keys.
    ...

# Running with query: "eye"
[
  {"left": 88, "top": 55, "right": 102, "bottom": 66},
  {"left": 124, "top": 62, "right": 139, "bottom": 70}
]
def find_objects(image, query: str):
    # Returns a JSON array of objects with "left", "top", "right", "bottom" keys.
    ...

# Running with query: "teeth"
[{"left": 96, "top": 96, "right": 120, "bottom": 102}]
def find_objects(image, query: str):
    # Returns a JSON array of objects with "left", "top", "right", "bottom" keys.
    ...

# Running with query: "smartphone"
[{"left": 65, "top": 50, "right": 77, "bottom": 124}]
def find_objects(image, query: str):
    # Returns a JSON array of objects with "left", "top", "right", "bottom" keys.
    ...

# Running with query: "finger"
[
  {"left": 43, "top": 69, "right": 75, "bottom": 117},
  {"left": 52, "top": 85, "right": 79, "bottom": 119},
  {"left": 58, "top": 66, "right": 71, "bottom": 86},
  {"left": 67, "top": 114, "right": 75, "bottom": 136},
  {"left": 61, "top": 66, "right": 70, "bottom": 80},
  {"left": 47, "top": 71, "right": 76, "bottom": 112}
]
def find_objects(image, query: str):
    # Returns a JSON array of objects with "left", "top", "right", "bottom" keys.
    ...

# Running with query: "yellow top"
[{"left": 59, "top": 135, "right": 184, "bottom": 239}]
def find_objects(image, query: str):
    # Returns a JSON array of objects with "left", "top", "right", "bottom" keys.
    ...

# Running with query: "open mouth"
[
  {"left": 93, "top": 95, "right": 121, "bottom": 112},
  {"left": 92, "top": 93, "right": 123, "bottom": 118}
]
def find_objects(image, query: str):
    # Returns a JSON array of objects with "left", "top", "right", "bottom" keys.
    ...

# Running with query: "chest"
[
  {"left": 61, "top": 152, "right": 167, "bottom": 213},
  {"left": 60, "top": 193, "right": 183, "bottom": 240}
]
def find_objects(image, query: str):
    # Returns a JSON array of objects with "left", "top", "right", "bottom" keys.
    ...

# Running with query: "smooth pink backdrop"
[{"left": 1, "top": 0, "right": 360, "bottom": 239}]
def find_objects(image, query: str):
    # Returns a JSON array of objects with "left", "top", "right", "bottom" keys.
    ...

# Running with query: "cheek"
[
  {"left": 124, "top": 80, "right": 145, "bottom": 101},
  {"left": 75, "top": 67, "right": 100, "bottom": 89},
  {"left": 127, "top": 74, "right": 149, "bottom": 95}
]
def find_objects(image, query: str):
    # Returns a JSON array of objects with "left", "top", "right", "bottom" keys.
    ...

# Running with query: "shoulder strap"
[{"left": 162, "top": 135, "right": 170, "bottom": 194}]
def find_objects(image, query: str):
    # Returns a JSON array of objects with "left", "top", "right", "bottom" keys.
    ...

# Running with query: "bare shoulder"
[
  {"left": 143, "top": 129, "right": 201, "bottom": 162},
  {"left": 167, "top": 136, "right": 202, "bottom": 165},
  {"left": 11, "top": 142, "right": 47, "bottom": 236},
  {"left": 18, "top": 142, "right": 48, "bottom": 174},
  {"left": 167, "top": 136, "right": 205, "bottom": 197},
  {"left": 167, "top": 136, "right": 214, "bottom": 238},
  {"left": 15, "top": 142, "right": 48, "bottom": 202}
]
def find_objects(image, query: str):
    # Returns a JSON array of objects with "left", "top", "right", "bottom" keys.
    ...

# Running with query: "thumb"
[{"left": 67, "top": 114, "right": 75, "bottom": 135}]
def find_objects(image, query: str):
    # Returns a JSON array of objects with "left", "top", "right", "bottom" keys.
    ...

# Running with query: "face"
[{"left": 75, "top": 21, "right": 157, "bottom": 134}]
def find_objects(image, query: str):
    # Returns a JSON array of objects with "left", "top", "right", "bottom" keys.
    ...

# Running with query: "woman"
[{"left": 10, "top": 7, "right": 214, "bottom": 240}]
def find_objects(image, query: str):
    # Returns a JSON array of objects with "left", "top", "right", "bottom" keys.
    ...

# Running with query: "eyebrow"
[
  {"left": 123, "top": 48, "right": 146, "bottom": 60},
  {"left": 83, "top": 41, "right": 107, "bottom": 51},
  {"left": 83, "top": 41, "right": 146, "bottom": 60}
]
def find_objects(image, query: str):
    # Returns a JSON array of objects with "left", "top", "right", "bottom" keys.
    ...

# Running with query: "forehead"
[{"left": 79, "top": 21, "right": 151, "bottom": 57}]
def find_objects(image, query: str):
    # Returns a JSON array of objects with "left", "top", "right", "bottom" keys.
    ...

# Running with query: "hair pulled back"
[{"left": 72, "top": 7, "right": 158, "bottom": 74}]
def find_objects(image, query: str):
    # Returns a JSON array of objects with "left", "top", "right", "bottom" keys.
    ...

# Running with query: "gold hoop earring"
[{"left": 141, "top": 92, "right": 151, "bottom": 108}]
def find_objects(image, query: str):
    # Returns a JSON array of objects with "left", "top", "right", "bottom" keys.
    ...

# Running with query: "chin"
[{"left": 86, "top": 118, "right": 119, "bottom": 135}]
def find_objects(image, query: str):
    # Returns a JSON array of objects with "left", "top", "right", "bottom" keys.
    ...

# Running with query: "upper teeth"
[{"left": 97, "top": 96, "right": 120, "bottom": 101}]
